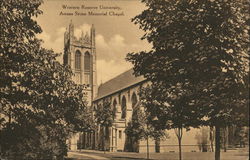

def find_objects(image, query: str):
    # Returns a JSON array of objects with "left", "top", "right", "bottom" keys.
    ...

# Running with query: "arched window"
[
  {"left": 131, "top": 93, "right": 139, "bottom": 122},
  {"left": 84, "top": 51, "right": 91, "bottom": 71},
  {"left": 131, "top": 93, "right": 137, "bottom": 109},
  {"left": 121, "top": 96, "right": 126, "bottom": 119},
  {"left": 75, "top": 50, "right": 81, "bottom": 70},
  {"left": 113, "top": 99, "right": 117, "bottom": 119}
]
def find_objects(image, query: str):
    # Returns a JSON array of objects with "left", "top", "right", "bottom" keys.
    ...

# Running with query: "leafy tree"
[
  {"left": 127, "top": 0, "right": 249, "bottom": 160},
  {"left": 139, "top": 85, "right": 198, "bottom": 159},
  {"left": 94, "top": 99, "right": 114, "bottom": 151},
  {"left": 125, "top": 103, "right": 145, "bottom": 152},
  {"left": 234, "top": 126, "right": 249, "bottom": 147},
  {"left": 0, "top": 0, "right": 91, "bottom": 159},
  {"left": 125, "top": 100, "right": 168, "bottom": 154}
]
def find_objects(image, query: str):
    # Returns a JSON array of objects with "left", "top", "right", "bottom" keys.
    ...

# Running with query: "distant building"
[{"left": 63, "top": 22, "right": 242, "bottom": 153}]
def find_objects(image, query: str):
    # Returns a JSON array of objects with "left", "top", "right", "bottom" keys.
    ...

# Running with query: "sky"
[{"left": 36, "top": 0, "right": 151, "bottom": 85}]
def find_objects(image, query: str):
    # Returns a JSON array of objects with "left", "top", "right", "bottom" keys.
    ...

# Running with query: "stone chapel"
[{"left": 63, "top": 21, "right": 237, "bottom": 153}]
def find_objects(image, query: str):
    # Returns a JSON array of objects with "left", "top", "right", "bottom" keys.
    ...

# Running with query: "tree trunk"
[
  {"left": 210, "top": 126, "right": 214, "bottom": 152},
  {"left": 223, "top": 127, "right": 227, "bottom": 152},
  {"left": 215, "top": 125, "right": 220, "bottom": 160},
  {"left": 155, "top": 138, "right": 160, "bottom": 153},
  {"left": 103, "top": 127, "right": 106, "bottom": 153},
  {"left": 130, "top": 136, "right": 133, "bottom": 152},
  {"left": 146, "top": 135, "right": 149, "bottom": 159},
  {"left": 223, "top": 140, "right": 226, "bottom": 152},
  {"left": 175, "top": 127, "right": 183, "bottom": 160},
  {"left": 211, "top": 140, "right": 214, "bottom": 152},
  {"left": 178, "top": 137, "right": 182, "bottom": 160}
]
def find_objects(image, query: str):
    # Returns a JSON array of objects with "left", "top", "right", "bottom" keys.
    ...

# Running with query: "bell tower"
[{"left": 63, "top": 21, "right": 97, "bottom": 105}]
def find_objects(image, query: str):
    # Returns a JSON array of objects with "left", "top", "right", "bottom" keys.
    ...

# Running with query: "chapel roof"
[{"left": 94, "top": 68, "right": 146, "bottom": 101}]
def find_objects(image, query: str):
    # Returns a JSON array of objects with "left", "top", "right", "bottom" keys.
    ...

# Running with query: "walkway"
[{"left": 68, "top": 151, "right": 109, "bottom": 160}]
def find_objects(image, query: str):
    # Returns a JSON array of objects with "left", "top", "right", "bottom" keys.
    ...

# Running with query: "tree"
[
  {"left": 125, "top": 99, "right": 168, "bottom": 157},
  {"left": 0, "top": 0, "right": 91, "bottom": 159},
  {"left": 124, "top": 104, "right": 145, "bottom": 152},
  {"left": 139, "top": 85, "right": 199, "bottom": 160},
  {"left": 94, "top": 99, "right": 114, "bottom": 151},
  {"left": 126, "top": 1, "right": 249, "bottom": 160},
  {"left": 233, "top": 126, "right": 249, "bottom": 147}
]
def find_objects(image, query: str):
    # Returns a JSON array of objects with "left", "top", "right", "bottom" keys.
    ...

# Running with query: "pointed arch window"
[
  {"left": 121, "top": 96, "right": 127, "bottom": 119},
  {"left": 131, "top": 93, "right": 138, "bottom": 109},
  {"left": 113, "top": 99, "right": 117, "bottom": 120},
  {"left": 75, "top": 50, "right": 81, "bottom": 70},
  {"left": 84, "top": 51, "right": 91, "bottom": 72}
]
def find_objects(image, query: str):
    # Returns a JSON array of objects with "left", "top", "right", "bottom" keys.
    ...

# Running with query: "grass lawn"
[{"left": 69, "top": 150, "right": 249, "bottom": 160}]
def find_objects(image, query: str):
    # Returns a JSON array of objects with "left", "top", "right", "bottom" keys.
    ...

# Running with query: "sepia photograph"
[{"left": 0, "top": 0, "right": 249, "bottom": 160}]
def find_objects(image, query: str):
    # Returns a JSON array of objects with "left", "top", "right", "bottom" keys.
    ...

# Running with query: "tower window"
[
  {"left": 75, "top": 50, "right": 81, "bottom": 70},
  {"left": 84, "top": 51, "right": 91, "bottom": 71}
]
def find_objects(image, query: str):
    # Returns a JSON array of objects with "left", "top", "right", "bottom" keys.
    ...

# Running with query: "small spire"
[
  {"left": 81, "top": 31, "right": 84, "bottom": 38},
  {"left": 85, "top": 32, "right": 90, "bottom": 37},
  {"left": 69, "top": 19, "right": 74, "bottom": 28},
  {"left": 91, "top": 24, "right": 95, "bottom": 46},
  {"left": 69, "top": 20, "right": 74, "bottom": 37},
  {"left": 84, "top": 32, "right": 90, "bottom": 42},
  {"left": 91, "top": 24, "right": 95, "bottom": 31}
]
